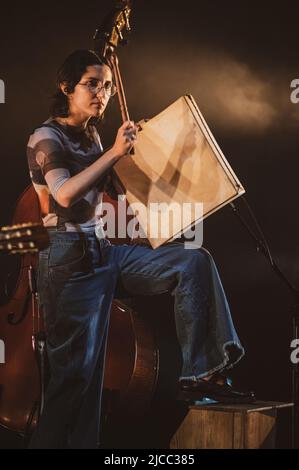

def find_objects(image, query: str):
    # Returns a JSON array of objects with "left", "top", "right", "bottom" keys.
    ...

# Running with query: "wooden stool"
[{"left": 170, "top": 401, "right": 293, "bottom": 449}]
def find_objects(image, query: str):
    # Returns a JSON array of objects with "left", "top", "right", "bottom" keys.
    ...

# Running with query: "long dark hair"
[{"left": 50, "top": 49, "right": 111, "bottom": 118}]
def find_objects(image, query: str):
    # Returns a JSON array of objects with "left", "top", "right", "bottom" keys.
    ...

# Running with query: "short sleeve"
[{"left": 27, "top": 126, "right": 68, "bottom": 177}]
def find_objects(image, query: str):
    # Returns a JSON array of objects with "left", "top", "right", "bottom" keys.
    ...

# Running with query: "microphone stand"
[
  {"left": 230, "top": 199, "right": 299, "bottom": 448},
  {"left": 28, "top": 266, "right": 47, "bottom": 421}
]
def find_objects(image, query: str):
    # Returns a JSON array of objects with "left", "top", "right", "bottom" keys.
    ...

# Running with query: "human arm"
[{"left": 47, "top": 120, "right": 137, "bottom": 208}]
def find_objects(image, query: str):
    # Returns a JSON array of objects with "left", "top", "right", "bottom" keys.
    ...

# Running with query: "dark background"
[{"left": 0, "top": 0, "right": 298, "bottom": 447}]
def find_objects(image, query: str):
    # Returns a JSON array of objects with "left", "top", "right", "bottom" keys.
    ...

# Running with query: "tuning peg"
[
  {"left": 1, "top": 222, "right": 34, "bottom": 232},
  {"left": 11, "top": 248, "right": 38, "bottom": 255},
  {"left": 115, "top": 23, "right": 124, "bottom": 42},
  {"left": 123, "top": 9, "right": 131, "bottom": 31}
]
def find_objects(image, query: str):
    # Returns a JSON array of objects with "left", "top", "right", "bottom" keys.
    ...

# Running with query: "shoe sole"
[{"left": 177, "top": 390, "right": 256, "bottom": 404}]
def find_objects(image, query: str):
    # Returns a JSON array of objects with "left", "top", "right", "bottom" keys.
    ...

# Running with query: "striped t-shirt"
[{"left": 27, "top": 118, "right": 113, "bottom": 238}]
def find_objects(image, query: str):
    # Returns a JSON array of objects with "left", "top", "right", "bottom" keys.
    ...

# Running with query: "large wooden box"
[{"left": 170, "top": 401, "right": 293, "bottom": 449}]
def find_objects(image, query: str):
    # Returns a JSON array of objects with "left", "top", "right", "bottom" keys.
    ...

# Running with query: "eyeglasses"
[{"left": 78, "top": 80, "right": 117, "bottom": 97}]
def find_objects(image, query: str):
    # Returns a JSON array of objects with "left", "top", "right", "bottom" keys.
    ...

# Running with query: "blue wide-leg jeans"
[{"left": 29, "top": 231, "right": 244, "bottom": 449}]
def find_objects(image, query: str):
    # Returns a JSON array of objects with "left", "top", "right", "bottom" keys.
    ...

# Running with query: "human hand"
[{"left": 112, "top": 120, "right": 138, "bottom": 159}]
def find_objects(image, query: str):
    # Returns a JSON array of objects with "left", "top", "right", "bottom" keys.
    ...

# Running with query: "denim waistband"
[
  {"left": 47, "top": 229, "right": 96, "bottom": 239},
  {"left": 46, "top": 230, "right": 110, "bottom": 250}
]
